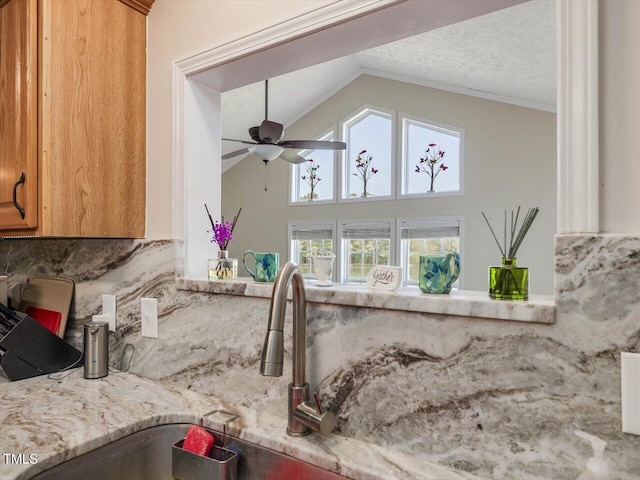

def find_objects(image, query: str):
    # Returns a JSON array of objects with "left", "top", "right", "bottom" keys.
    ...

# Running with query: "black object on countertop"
[{"left": 0, "top": 308, "right": 83, "bottom": 381}]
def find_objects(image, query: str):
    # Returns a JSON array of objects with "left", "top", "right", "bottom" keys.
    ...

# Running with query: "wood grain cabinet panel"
[
  {"left": 0, "top": 0, "right": 153, "bottom": 237},
  {"left": 0, "top": 0, "right": 38, "bottom": 230}
]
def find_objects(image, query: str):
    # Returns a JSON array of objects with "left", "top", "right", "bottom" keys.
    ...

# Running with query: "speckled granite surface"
[
  {"left": 1, "top": 236, "right": 640, "bottom": 479},
  {"left": 0, "top": 372, "right": 483, "bottom": 480},
  {"left": 176, "top": 278, "right": 555, "bottom": 324}
]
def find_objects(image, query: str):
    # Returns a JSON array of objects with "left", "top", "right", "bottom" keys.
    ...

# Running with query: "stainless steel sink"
[{"left": 33, "top": 423, "right": 349, "bottom": 480}]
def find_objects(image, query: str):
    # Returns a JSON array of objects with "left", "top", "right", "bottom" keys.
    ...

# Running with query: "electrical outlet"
[
  {"left": 141, "top": 298, "right": 158, "bottom": 339},
  {"left": 102, "top": 294, "right": 117, "bottom": 332},
  {"left": 622, "top": 352, "right": 640, "bottom": 435}
]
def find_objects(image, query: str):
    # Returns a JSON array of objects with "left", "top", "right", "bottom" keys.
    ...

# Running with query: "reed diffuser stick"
[
  {"left": 482, "top": 207, "right": 539, "bottom": 259},
  {"left": 482, "top": 212, "right": 506, "bottom": 257},
  {"left": 204, "top": 204, "right": 215, "bottom": 230}
]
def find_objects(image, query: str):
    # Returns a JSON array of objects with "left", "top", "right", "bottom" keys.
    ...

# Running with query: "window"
[
  {"left": 401, "top": 115, "right": 463, "bottom": 196},
  {"left": 339, "top": 220, "right": 393, "bottom": 284},
  {"left": 289, "top": 222, "right": 335, "bottom": 279},
  {"left": 290, "top": 131, "right": 336, "bottom": 204},
  {"left": 398, "top": 217, "right": 462, "bottom": 287},
  {"left": 341, "top": 108, "right": 393, "bottom": 200}
]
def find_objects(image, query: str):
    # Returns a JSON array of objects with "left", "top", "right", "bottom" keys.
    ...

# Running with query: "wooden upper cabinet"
[
  {"left": 0, "top": 0, "right": 38, "bottom": 230},
  {"left": 0, "top": 0, "right": 152, "bottom": 238}
]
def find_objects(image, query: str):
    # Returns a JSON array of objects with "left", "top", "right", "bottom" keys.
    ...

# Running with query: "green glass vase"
[{"left": 489, "top": 257, "right": 528, "bottom": 300}]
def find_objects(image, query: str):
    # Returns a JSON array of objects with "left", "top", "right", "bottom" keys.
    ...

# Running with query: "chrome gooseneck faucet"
[{"left": 260, "top": 261, "right": 336, "bottom": 436}]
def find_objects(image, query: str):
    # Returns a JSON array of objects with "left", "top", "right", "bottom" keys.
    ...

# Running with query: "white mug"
[{"left": 311, "top": 254, "right": 335, "bottom": 286}]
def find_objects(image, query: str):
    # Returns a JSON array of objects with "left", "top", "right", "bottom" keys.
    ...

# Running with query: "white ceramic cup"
[{"left": 311, "top": 254, "right": 335, "bottom": 286}]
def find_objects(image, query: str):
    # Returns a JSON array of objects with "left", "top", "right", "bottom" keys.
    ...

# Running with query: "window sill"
[{"left": 175, "top": 278, "right": 555, "bottom": 324}]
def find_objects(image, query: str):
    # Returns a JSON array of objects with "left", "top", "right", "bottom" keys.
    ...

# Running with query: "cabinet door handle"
[{"left": 13, "top": 172, "right": 26, "bottom": 219}]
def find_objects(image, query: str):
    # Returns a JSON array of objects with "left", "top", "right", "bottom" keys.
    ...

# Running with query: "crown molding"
[
  {"left": 175, "top": 0, "right": 401, "bottom": 76},
  {"left": 360, "top": 68, "right": 557, "bottom": 113}
]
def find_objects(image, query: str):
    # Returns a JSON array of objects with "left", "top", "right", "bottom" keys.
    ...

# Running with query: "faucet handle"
[
  {"left": 313, "top": 392, "right": 323, "bottom": 414},
  {"left": 294, "top": 399, "right": 336, "bottom": 435}
]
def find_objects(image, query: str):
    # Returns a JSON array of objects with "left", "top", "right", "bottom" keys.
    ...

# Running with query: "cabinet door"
[
  {"left": 0, "top": 0, "right": 38, "bottom": 230},
  {"left": 40, "top": 0, "right": 145, "bottom": 237}
]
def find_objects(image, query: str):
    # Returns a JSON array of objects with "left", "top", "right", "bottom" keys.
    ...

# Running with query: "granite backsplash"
[{"left": 1, "top": 235, "right": 639, "bottom": 479}]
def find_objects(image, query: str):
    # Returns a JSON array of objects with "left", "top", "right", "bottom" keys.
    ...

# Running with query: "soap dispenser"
[{"left": 574, "top": 430, "right": 614, "bottom": 480}]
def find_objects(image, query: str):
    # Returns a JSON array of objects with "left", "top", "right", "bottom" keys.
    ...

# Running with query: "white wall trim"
[
  {"left": 174, "top": 0, "right": 401, "bottom": 76},
  {"left": 557, "top": 0, "right": 599, "bottom": 233},
  {"left": 171, "top": 63, "right": 186, "bottom": 240}
]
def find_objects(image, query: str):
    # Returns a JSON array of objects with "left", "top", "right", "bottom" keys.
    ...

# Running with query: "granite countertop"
[
  {"left": 0, "top": 370, "right": 484, "bottom": 480},
  {"left": 176, "top": 278, "right": 555, "bottom": 324}
]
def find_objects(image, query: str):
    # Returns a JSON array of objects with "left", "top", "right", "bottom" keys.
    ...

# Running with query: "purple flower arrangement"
[
  {"left": 353, "top": 149, "right": 378, "bottom": 197},
  {"left": 415, "top": 143, "right": 448, "bottom": 193},
  {"left": 205, "top": 204, "right": 242, "bottom": 251}
]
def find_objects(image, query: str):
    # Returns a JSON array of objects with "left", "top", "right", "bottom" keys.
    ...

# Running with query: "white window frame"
[
  {"left": 288, "top": 220, "right": 337, "bottom": 280},
  {"left": 338, "top": 105, "right": 396, "bottom": 204},
  {"left": 398, "top": 113, "right": 464, "bottom": 199},
  {"left": 288, "top": 127, "right": 338, "bottom": 206},
  {"left": 396, "top": 216, "right": 464, "bottom": 288},
  {"left": 337, "top": 218, "right": 395, "bottom": 284}
]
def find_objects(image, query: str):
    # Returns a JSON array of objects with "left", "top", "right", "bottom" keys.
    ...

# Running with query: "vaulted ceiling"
[{"left": 221, "top": 0, "right": 555, "bottom": 172}]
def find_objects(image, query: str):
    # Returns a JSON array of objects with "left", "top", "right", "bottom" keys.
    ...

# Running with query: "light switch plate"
[
  {"left": 102, "top": 294, "right": 117, "bottom": 332},
  {"left": 141, "top": 298, "right": 158, "bottom": 339}
]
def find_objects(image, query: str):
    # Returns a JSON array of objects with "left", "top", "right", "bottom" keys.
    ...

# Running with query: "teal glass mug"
[
  {"left": 242, "top": 251, "right": 279, "bottom": 282},
  {"left": 419, "top": 252, "right": 461, "bottom": 294}
]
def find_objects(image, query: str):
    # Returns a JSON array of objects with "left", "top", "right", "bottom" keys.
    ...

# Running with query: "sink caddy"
[
  {"left": 172, "top": 409, "right": 239, "bottom": 480},
  {"left": 172, "top": 439, "right": 237, "bottom": 480}
]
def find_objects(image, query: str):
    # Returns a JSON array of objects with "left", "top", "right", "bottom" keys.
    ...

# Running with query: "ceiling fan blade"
[
  {"left": 222, "top": 137, "right": 258, "bottom": 145},
  {"left": 221, "top": 148, "right": 250, "bottom": 160},
  {"left": 279, "top": 140, "right": 347, "bottom": 150},
  {"left": 259, "top": 120, "right": 284, "bottom": 143},
  {"left": 279, "top": 150, "right": 307, "bottom": 164}
]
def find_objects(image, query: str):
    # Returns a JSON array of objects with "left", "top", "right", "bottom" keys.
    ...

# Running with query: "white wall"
[
  {"left": 222, "top": 75, "right": 557, "bottom": 294},
  {"left": 599, "top": 0, "right": 640, "bottom": 233},
  {"left": 146, "top": 0, "right": 334, "bottom": 239}
]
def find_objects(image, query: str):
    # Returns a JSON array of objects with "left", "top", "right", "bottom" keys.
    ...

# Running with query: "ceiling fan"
[{"left": 221, "top": 80, "right": 347, "bottom": 164}]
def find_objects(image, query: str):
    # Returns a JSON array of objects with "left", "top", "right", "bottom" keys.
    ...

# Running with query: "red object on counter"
[
  {"left": 182, "top": 425, "right": 215, "bottom": 456},
  {"left": 26, "top": 306, "right": 61, "bottom": 335}
]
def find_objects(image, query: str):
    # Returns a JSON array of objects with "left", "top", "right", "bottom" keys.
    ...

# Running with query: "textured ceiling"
[{"left": 221, "top": 0, "right": 556, "bottom": 170}]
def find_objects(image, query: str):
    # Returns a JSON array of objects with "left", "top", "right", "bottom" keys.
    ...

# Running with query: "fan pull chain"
[{"left": 263, "top": 159, "right": 269, "bottom": 191}]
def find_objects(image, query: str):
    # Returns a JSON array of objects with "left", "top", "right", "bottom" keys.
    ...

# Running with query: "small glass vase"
[
  {"left": 208, "top": 250, "right": 237, "bottom": 281},
  {"left": 489, "top": 257, "right": 529, "bottom": 301}
]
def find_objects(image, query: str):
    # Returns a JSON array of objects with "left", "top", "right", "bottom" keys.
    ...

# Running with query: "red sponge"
[{"left": 182, "top": 425, "right": 214, "bottom": 456}]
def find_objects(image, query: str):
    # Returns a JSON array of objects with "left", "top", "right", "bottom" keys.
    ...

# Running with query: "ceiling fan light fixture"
[{"left": 248, "top": 144, "right": 284, "bottom": 161}]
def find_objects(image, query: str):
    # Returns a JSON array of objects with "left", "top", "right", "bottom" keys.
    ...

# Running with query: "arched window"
[{"left": 341, "top": 107, "right": 394, "bottom": 201}]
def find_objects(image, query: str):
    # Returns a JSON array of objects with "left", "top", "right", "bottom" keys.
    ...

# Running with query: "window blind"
[
  {"left": 341, "top": 222, "right": 391, "bottom": 239},
  {"left": 290, "top": 223, "right": 333, "bottom": 240},
  {"left": 400, "top": 220, "right": 460, "bottom": 239}
]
